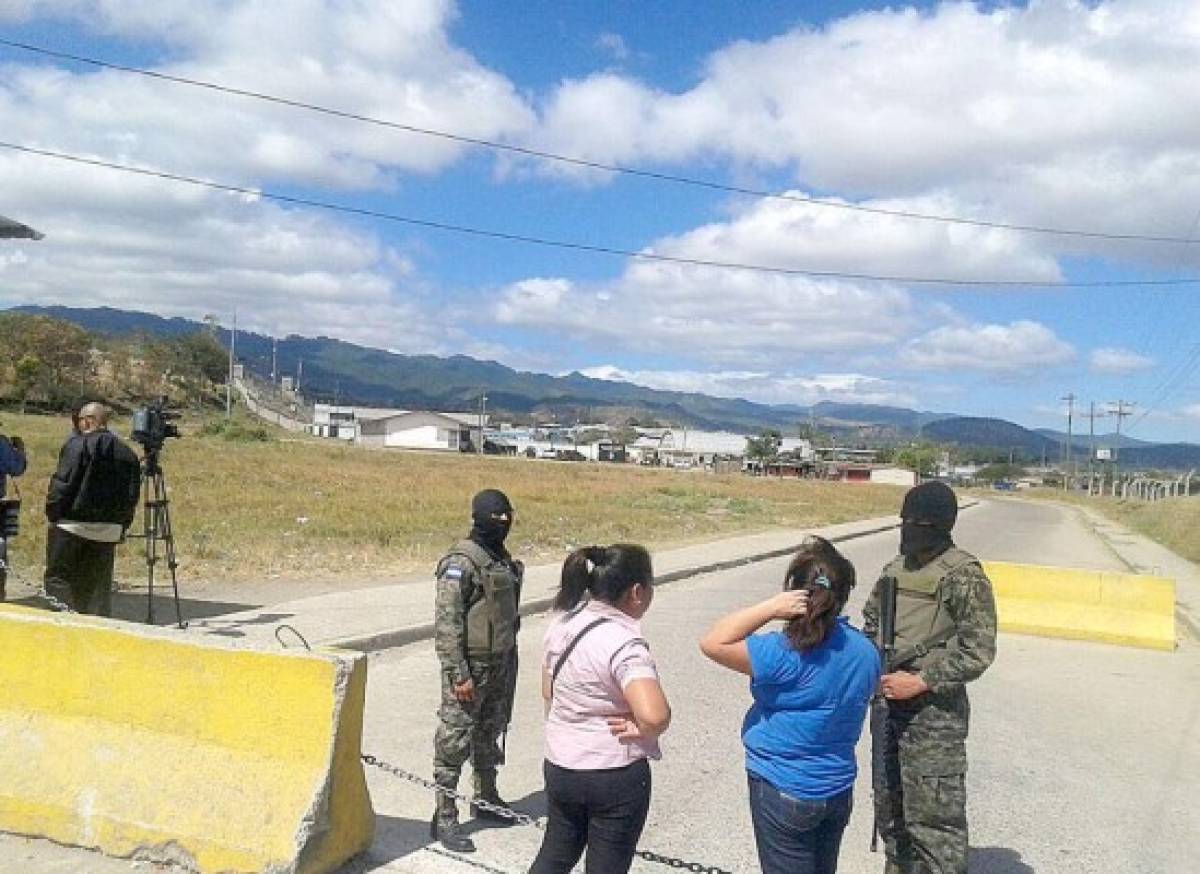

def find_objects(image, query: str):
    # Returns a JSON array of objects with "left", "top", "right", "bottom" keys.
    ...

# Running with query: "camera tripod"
[{"left": 132, "top": 447, "right": 185, "bottom": 628}]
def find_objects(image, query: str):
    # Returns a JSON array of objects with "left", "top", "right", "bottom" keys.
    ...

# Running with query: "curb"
[{"left": 328, "top": 503, "right": 980, "bottom": 654}]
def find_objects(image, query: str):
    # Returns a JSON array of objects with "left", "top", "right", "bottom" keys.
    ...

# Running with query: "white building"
[
  {"left": 869, "top": 466, "right": 919, "bottom": 487},
  {"left": 311, "top": 404, "right": 407, "bottom": 441},
  {"left": 358, "top": 410, "right": 488, "bottom": 451}
]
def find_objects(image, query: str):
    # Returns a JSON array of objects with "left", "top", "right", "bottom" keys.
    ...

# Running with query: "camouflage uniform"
[
  {"left": 863, "top": 547, "right": 997, "bottom": 874},
  {"left": 432, "top": 538, "right": 522, "bottom": 842}
]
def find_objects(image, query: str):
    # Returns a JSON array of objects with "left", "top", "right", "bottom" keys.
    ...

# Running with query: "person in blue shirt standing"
[
  {"left": 0, "top": 423, "right": 28, "bottom": 602},
  {"left": 700, "top": 535, "right": 881, "bottom": 874}
]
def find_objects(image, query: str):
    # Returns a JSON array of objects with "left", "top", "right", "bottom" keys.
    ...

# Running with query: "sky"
[{"left": 1, "top": 0, "right": 1198, "bottom": 442}]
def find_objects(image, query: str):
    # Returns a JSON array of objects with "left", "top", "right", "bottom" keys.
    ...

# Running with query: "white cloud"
[
  {"left": 1182, "top": 404, "right": 1200, "bottom": 421},
  {"left": 0, "top": 0, "right": 539, "bottom": 354},
  {"left": 527, "top": 0, "right": 1200, "bottom": 270},
  {"left": 0, "top": 0, "right": 534, "bottom": 188},
  {"left": 1090, "top": 347, "right": 1154, "bottom": 374},
  {"left": 0, "top": 150, "right": 462, "bottom": 353},
  {"left": 901, "top": 320, "right": 1075, "bottom": 373},
  {"left": 493, "top": 188, "right": 1067, "bottom": 368},
  {"left": 577, "top": 365, "right": 916, "bottom": 407}
]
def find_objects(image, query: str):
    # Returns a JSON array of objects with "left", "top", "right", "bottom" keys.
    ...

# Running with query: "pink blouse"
[{"left": 542, "top": 600, "right": 662, "bottom": 770}]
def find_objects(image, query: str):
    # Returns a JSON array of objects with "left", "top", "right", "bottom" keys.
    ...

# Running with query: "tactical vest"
[
  {"left": 439, "top": 539, "right": 521, "bottom": 658},
  {"left": 883, "top": 546, "right": 978, "bottom": 669}
]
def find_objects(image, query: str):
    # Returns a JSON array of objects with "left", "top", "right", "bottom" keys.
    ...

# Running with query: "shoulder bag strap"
[{"left": 550, "top": 617, "right": 611, "bottom": 693}]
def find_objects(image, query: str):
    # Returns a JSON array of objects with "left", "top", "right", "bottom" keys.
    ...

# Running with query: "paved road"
[
  {"left": 342, "top": 498, "right": 1196, "bottom": 874},
  {"left": 3, "top": 499, "right": 1196, "bottom": 872}
]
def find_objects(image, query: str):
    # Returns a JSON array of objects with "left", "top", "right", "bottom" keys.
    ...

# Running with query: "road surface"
[{"left": 3, "top": 499, "right": 1196, "bottom": 873}]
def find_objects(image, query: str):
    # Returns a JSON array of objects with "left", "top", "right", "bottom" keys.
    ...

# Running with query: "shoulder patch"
[{"left": 441, "top": 565, "right": 465, "bottom": 581}]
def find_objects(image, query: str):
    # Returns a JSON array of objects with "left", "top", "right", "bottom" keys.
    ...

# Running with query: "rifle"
[
  {"left": 870, "top": 573, "right": 897, "bottom": 853},
  {"left": 499, "top": 561, "right": 523, "bottom": 764}
]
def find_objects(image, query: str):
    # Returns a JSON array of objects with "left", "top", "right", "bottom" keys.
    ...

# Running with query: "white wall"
[{"left": 870, "top": 467, "right": 918, "bottom": 487}]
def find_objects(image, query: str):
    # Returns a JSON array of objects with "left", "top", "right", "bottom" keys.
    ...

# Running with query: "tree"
[
  {"left": 746, "top": 428, "right": 783, "bottom": 460},
  {"left": 895, "top": 444, "right": 941, "bottom": 478}
]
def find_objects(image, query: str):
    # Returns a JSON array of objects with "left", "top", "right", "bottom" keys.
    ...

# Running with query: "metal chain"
[
  {"left": 634, "top": 849, "right": 734, "bottom": 873},
  {"left": 361, "top": 754, "right": 543, "bottom": 828},
  {"left": 360, "top": 754, "right": 735, "bottom": 872}
]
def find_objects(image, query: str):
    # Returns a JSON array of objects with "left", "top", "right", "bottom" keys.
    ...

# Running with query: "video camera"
[{"left": 131, "top": 398, "right": 181, "bottom": 451}]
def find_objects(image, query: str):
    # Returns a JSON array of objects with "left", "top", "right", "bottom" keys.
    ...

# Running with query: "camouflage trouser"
[
  {"left": 432, "top": 657, "right": 512, "bottom": 790},
  {"left": 873, "top": 707, "right": 968, "bottom": 874}
]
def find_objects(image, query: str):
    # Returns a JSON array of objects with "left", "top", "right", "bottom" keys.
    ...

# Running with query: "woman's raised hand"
[{"left": 765, "top": 590, "right": 809, "bottom": 620}]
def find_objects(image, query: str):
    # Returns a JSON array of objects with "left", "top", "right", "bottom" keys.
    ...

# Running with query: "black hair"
[
  {"left": 554, "top": 543, "right": 653, "bottom": 611},
  {"left": 782, "top": 535, "right": 857, "bottom": 651}
]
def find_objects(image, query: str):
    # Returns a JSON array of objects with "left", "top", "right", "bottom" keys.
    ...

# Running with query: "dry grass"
[
  {"left": 1, "top": 411, "right": 905, "bottom": 586},
  {"left": 1021, "top": 488, "right": 1200, "bottom": 565}
]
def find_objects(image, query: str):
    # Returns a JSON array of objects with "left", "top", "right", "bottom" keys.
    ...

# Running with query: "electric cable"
[
  {"left": 5, "top": 37, "right": 1200, "bottom": 247},
  {"left": 5, "top": 141, "right": 1200, "bottom": 288}
]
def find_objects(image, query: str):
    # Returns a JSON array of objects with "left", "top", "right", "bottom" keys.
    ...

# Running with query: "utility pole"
[
  {"left": 1060, "top": 392, "right": 1076, "bottom": 489},
  {"left": 1086, "top": 402, "right": 1108, "bottom": 496},
  {"left": 271, "top": 338, "right": 278, "bottom": 386},
  {"left": 1109, "top": 400, "right": 1135, "bottom": 472}
]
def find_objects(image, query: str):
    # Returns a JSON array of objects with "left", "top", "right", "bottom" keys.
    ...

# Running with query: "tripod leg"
[
  {"left": 144, "top": 469, "right": 156, "bottom": 624},
  {"left": 155, "top": 472, "right": 186, "bottom": 628}
]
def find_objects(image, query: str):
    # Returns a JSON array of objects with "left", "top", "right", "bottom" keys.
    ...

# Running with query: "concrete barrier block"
[
  {"left": 983, "top": 561, "right": 1176, "bottom": 651},
  {"left": 0, "top": 605, "right": 374, "bottom": 872}
]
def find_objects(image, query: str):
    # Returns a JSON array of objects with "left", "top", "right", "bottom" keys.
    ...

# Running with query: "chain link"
[
  {"left": 635, "top": 849, "right": 734, "bottom": 873},
  {"left": 360, "top": 753, "right": 736, "bottom": 872},
  {"left": 361, "top": 753, "right": 543, "bottom": 828}
]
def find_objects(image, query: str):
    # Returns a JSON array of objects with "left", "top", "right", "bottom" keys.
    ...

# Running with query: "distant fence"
[{"left": 235, "top": 377, "right": 311, "bottom": 433}]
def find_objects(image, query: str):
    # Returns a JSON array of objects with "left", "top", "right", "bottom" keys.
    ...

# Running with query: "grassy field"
[
  {"left": 1022, "top": 488, "right": 1200, "bottom": 565},
  {"left": 0, "top": 410, "right": 906, "bottom": 587}
]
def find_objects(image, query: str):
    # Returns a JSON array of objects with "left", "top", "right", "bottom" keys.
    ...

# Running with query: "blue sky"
[{"left": 0, "top": 0, "right": 1198, "bottom": 442}]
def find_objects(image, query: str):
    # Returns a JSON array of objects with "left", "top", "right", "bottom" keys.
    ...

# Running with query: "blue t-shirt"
[{"left": 742, "top": 618, "right": 882, "bottom": 799}]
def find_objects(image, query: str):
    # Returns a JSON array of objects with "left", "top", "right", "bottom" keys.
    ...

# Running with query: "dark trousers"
[
  {"left": 529, "top": 758, "right": 651, "bottom": 874},
  {"left": 747, "top": 773, "right": 853, "bottom": 874},
  {"left": 43, "top": 526, "right": 115, "bottom": 616},
  {"left": 0, "top": 534, "right": 7, "bottom": 600}
]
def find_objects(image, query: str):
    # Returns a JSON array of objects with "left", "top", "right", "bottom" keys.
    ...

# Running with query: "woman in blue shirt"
[{"left": 700, "top": 535, "right": 880, "bottom": 874}]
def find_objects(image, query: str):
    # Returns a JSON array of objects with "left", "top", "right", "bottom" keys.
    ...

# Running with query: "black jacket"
[{"left": 45, "top": 429, "right": 142, "bottom": 527}]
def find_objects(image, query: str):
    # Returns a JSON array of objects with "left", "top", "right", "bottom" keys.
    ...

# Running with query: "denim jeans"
[
  {"left": 747, "top": 773, "right": 853, "bottom": 874},
  {"left": 529, "top": 758, "right": 651, "bottom": 874}
]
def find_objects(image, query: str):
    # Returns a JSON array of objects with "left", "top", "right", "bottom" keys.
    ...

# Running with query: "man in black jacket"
[
  {"left": 44, "top": 402, "right": 142, "bottom": 616},
  {"left": 0, "top": 423, "right": 28, "bottom": 601}
]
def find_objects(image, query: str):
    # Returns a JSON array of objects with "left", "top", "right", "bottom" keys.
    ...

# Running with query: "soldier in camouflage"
[
  {"left": 431, "top": 488, "right": 524, "bottom": 853},
  {"left": 863, "top": 481, "right": 997, "bottom": 874}
]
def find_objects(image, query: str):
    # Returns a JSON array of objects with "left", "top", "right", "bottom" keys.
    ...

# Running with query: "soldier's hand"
[
  {"left": 453, "top": 678, "right": 476, "bottom": 703},
  {"left": 606, "top": 715, "right": 642, "bottom": 743},
  {"left": 765, "top": 589, "right": 809, "bottom": 620},
  {"left": 880, "top": 671, "right": 929, "bottom": 701}
]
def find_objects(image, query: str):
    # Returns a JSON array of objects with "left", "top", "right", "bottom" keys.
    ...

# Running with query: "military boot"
[
  {"left": 431, "top": 794, "right": 475, "bottom": 853},
  {"left": 470, "top": 769, "right": 516, "bottom": 826}
]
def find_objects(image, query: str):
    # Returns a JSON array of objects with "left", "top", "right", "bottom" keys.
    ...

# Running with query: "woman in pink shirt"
[{"left": 529, "top": 543, "right": 671, "bottom": 874}]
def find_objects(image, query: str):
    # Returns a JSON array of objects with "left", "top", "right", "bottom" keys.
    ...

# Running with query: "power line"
[
  {"left": 5, "top": 36, "right": 1200, "bottom": 248},
  {"left": 7, "top": 140, "right": 1200, "bottom": 289}
]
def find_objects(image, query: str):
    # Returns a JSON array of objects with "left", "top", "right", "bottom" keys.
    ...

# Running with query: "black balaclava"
[
  {"left": 899, "top": 481, "right": 957, "bottom": 560},
  {"left": 469, "top": 488, "right": 514, "bottom": 558}
]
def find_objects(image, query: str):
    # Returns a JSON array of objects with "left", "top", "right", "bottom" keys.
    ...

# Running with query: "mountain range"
[{"left": 11, "top": 305, "right": 1200, "bottom": 470}]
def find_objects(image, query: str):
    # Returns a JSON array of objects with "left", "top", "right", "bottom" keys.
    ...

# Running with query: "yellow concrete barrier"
[
  {"left": 0, "top": 605, "right": 374, "bottom": 872},
  {"left": 983, "top": 561, "right": 1176, "bottom": 651}
]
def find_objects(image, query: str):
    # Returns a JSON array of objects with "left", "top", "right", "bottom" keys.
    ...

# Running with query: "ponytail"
[
  {"left": 782, "top": 536, "right": 857, "bottom": 652},
  {"left": 554, "top": 543, "right": 653, "bottom": 611}
]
